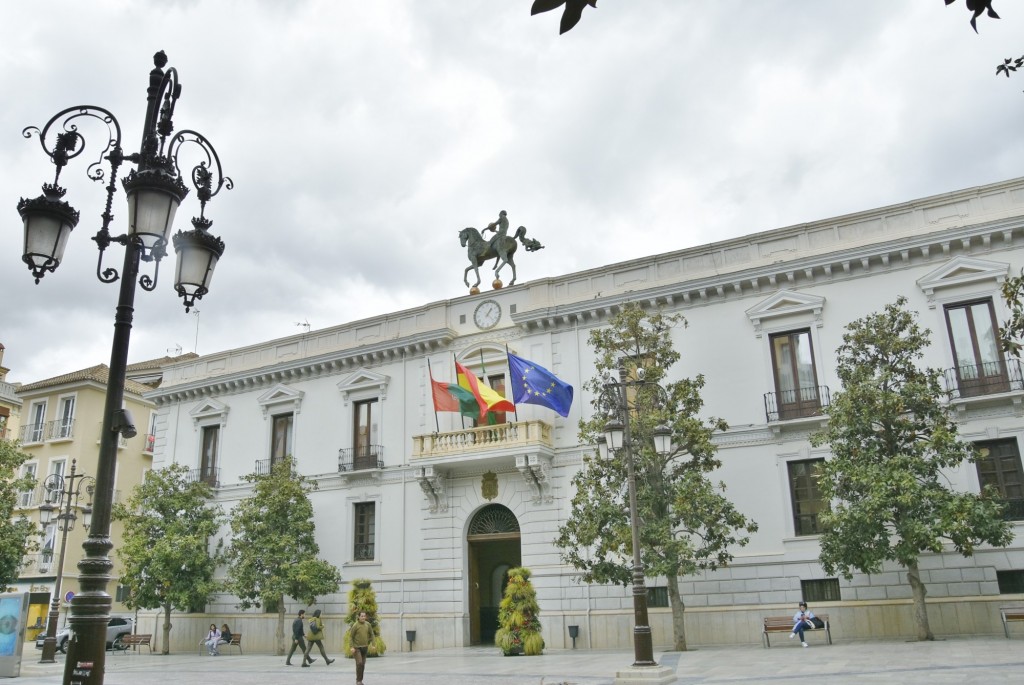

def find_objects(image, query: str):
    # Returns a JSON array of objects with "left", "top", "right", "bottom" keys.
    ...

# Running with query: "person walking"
[
  {"left": 789, "top": 601, "right": 816, "bottom": 647},
  {"left": 286, "top": 609, "right": 316, "bottom": 666},
  {"left": 347, "top": 610, "right": 373, "bottom": 685},
  {"left": 304, "top": 609, "right": 334, "bottom": 665}
]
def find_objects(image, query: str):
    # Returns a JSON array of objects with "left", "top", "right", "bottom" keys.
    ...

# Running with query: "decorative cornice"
[{"left": 512, "top": 214, "right": 1024, "bottom": 333}]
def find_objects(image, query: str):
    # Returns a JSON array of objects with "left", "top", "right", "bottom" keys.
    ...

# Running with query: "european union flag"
[{"left": 507, "top": 352, "right": 574, "bottom": 417}]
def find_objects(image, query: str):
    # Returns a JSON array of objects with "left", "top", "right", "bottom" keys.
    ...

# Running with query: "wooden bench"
[
  {"left": 116, "top": 634, "right": 152, "bottom": 654},
  {"left": 1000, "top": 607, "right": 1024, "bottom": 638},
  {"left": 198, "top": 632, "right": 243, "bottom": 655},
  {"left": 762, "top": 614, "right": 831, "bottom": 647}
]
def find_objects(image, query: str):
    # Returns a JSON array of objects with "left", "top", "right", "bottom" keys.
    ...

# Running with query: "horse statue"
[{"left": 459, "top": 225, "right": 543, "bottom": 289}]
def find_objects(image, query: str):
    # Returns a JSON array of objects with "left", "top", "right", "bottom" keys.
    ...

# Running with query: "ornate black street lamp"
[
  {"left": 596, "top": 365, "right": 677, "bottom": 685},
  {"left": 16, "top": 51, "right": 231, "bottom": 685},
  {"left": 37, "top": 459, "right": 95, "bottom": 664}
]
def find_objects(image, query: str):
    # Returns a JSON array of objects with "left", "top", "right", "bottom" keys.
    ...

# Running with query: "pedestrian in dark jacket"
[{"left": 286, "top": 609, "right": 316, "bottom": 666}]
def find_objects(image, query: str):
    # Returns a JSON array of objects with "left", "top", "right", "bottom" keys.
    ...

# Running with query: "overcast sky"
[{"left": 2, "top": 1, "right": 1022, "bottom": 384}]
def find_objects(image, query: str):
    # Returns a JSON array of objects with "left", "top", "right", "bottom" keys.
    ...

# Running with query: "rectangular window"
[
  {"left": 353, "top": 400, "right": 379, "bottom": 469},
  {"left": 945, "top": 299, "right": 1008, "bottom": 396},
  {"left": 647, "top": 586, "right": 669, "bottom": 608},
  {"left": 788, "top": 459, "right": 826, "bottom": 536},
  {"left": 27, "top": 401, "right": 46, "bottom": 442},
  {"left": 976, "top": 439, "right": 1024, "bottom": 521},
  {"left": 801, "top": 578, "right": 841, "bottom": 602},
  {"left": 271, "top": 413, "right": 293, "bottom": 463},
  {"left": 201, "top": 425, "right": 220, "bottom": 485},
  {"left": 354, "top": 502, "right": 376, "bottom": 561},
  {"left": 19, "top": 463, "right": 38, "bottom": 507},
  {"left": 770, "top": 330, "right": 820, "bottom": 419},
  {"left": 115, "top": 585, "right": 130, "bottom": 603},
  {"left": 997, "top": 570, "right": 1024, "bottom": 594},
  {"left": 56, "top": 396, "right": 75, "bottom": 439},
  {"left": 144, "top": 413, "right": 158, "bottom": 453},
  {"left": 49, "top": 458, "right": 66, "bottom": 481}
]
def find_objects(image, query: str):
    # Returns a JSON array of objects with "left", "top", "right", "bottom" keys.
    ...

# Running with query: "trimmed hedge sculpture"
[{"left": 495, "top": 566, "right": 543, "bottom": 656}]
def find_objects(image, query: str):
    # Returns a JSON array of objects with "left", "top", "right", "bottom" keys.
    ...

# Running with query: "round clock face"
[{"left": 473, "top": 300, "right": 501, "bottom": 330}]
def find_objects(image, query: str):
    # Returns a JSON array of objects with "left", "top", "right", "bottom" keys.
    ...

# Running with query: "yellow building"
[
  {"left": 9, "top": 354, "right": 192, "bottom": 641},
  {"left": 0, "top": 343, "right": 21, "bottom": 441}
]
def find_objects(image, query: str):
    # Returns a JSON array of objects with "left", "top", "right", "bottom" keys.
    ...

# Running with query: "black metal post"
[
  {"left": 60, "top": 58, "right": 164, "bottom": 685},
  {"left": 616, "top": 365, "right": 656, "bottom": 668},
  {"left": 39, "top": 461, "right": 82, "bottom": 663}
]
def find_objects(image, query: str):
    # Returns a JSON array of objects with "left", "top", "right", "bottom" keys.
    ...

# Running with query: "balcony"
[
  {"left": 253, "top": 457, "right": 297, "bottom": 476},
  {"left": 185, "top": 467, "right": 221, "bottom": 489},
  {"left": 339, "top": 445, "right": 384, "bottom": 472},
  {"left": 19, "top": 422, "right": 45, "bottom": 444},
  {"left": 764, "top": 386, "right": 831, "bottom": 423},
  {"left": 47, "top": 419, "right": 75, "bottom": 441},
  {"left": 412, "top": 420, "right": 553, "bottom": 464},
  {"left": 35, "top": 553, "right": 54, "bottom": 574},
  {"left": 143, "top": 433, "right": 156, "bottom": 454},
  {"left": 945, "top": 358, "right": 1024, "bottom": 399}
]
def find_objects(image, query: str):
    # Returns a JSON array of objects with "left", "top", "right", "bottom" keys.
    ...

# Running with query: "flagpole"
[
  {"left": 454, "top": 353, "right": 468, "bottom": 430},
  {"left": 506, "top": 344, "right": 520, "bottom": 423},
  {"left": 427, "top": 358, "right": 440, "bottom": 433}
]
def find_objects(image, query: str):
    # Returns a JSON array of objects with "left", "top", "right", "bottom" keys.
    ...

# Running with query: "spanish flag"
[{"left": 455, "top": 360, "right": 515, "bottom": 420}]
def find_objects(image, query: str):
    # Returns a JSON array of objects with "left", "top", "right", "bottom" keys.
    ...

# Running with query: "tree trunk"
[
  {"left": 276, "top": 597, "right": 286, "bottom": 656},
  {"left": 667, "top": 574, "right": 687, "bottom": 651},
  {"left": 907, "top": 561, "right": 933, "bottom": 641},
  {"left": 161, "top": 603, "right": 172, "bottom": 655}
]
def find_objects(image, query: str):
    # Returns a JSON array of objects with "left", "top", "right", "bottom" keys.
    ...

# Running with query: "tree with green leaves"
[
  {"left": 342, "top": 579, "right": 387, "bottom": 657},
  {"left": 555, "top": 303, "right": 757, "bottom": 651},
  {"left": 0, "top": 439, "right": 37, "bottom": 590},
  {"left": 999, "top": 272, "right": 1024, "bottom": 356},
  {"left": 112, "top": 463, "right": 224, "bottom": 654},
  {"left": 495, "top": 567, "right": 543, "bottom": 656},
  {"left": 810, "top": 297, "right": 1013, "bottom": 641},
  {"left": 224, "top": 457, "right": 341, "bottom": 655}
]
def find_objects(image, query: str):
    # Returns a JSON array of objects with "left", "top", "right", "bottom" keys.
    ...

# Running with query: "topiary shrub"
[
  {"left": 342, "top": 578, "right": 387, "bottom": 657},
  {"left": 494, "top": 566, "right": 544, "bottom": 656}
]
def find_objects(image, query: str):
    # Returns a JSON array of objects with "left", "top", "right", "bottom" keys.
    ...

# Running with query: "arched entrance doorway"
[{"left": 467, "top": 504, "right": 521, "bottom": 645}]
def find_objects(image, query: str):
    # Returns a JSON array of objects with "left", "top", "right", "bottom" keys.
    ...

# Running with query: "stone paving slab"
[{"left": 9, "top": 637, "right": 1024, "bottom": 685}]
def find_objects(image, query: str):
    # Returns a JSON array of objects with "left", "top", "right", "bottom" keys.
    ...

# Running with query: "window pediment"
[
  {"left": 746, "top": 290, "right": 825, "bottom": 336},
  {"left": 189, "top": 399, "right": 229, "bottom": 428},
  {"left": 337, "top": 369, "right": 389, "bottom": 406},
  {"left": 916, "top": 256, "right": 1009, "bottom": 305},
  {"left": 257, "top": 383, "right": 304, "bottom": 417}
]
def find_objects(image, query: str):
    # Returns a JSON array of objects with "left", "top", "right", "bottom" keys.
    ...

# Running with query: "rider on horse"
[{"left": 481, "top": 210, "right": 510, "bottom": 270}]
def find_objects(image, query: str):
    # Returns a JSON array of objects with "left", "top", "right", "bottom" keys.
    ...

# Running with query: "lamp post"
[
  {"left": 596, "top": 364, "right": 676, "bottom": 685},
  {"left": 37, "top": 460, "right": 95, "bottom": 663},
  {"left": 17, "top": 51, "right": 231, "bottom": 685}
]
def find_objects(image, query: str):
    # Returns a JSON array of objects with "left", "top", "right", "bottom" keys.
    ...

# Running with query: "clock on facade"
[{"left": 473, "top": 300, "right": 501, "bottom": 330}]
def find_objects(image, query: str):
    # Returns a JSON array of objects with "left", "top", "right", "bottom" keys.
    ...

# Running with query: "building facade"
[
  {"left": 0, "top": 344, "right": 21, "bottom": 442},
  {"left": 9, "top": 358, "right": 185, "bottom": 638},
  {"left": 149, "top": 177, "right": 1024, "bottom": 653}
]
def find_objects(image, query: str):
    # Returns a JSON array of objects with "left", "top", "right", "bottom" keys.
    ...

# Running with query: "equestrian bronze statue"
[{"left": 459, "top": 210, "right": 544, "bottom": 290}]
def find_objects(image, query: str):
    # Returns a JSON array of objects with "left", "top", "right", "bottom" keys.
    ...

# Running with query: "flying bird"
[
  {"left": 945, "top": 0, "right": 1000, "bottom": 32},
  {"left": 531, "top": 0, "right": 597, "bottom": 35}
]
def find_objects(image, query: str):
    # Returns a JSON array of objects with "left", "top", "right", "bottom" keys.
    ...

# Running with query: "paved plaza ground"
[{"left": 9, "top": 637, "right": 1024, "bottom": 685}]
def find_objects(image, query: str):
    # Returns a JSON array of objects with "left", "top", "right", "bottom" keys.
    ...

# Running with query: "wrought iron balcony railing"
[
  {"left": 944, "top": 358, "right": 1024, "bottom": 399},
  {"left": 185, "top": 467, "right": 221, "bottom": 489},
  {"left": 353, "top": 542, "right": 375, "bottom": 561},
  {"left": 19, "top": 422, "right": 45, "bottom": 443},
  {"left": 764, "top": 386, "right": 831, "bottom": 423},
  {"left": 339, "top": 445, "right": 384, "bottom": 472},
  {"left": 254, "top": 457, "right": 297, "bottom": 476},
  {"left": 143, "top": 433, "right": 156, "bottom": 454},
  {"left": 412, "top": 420, "right": 553, "bottom": 460}
]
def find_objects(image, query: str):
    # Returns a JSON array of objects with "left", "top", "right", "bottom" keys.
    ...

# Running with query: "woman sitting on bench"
[{"left": 789, "top": 602, "right": 816, "bottom": 647}]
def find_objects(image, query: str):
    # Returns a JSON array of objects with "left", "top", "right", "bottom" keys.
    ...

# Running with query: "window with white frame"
[
  {"left": 787, "top": 458, "right": 826, "bottom": 536},
  {"left": 770, "top": 330, "right": 821, "bottom": 420},
  {"left": 56, "top": 395, "right": 75, "bottom": 439},
  {"left": 353, "top": 501, "right": 376, "bottom": 561},
  {"left": 26, "top": 401, "right": 46, "bottom": 442},
  {"left": 945, "top": 299, "right": 1008, "bottom": 396},
  {"left": 271, "top": 412, "right": 293, "bottom": 464},
  {"left": 18, "top": 462, "right": 38, "bottom": 507}
]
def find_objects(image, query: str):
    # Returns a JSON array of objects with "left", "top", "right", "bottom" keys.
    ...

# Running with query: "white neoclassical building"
[{"left": 148, "top": 177, "right": 1024, "bottom": 653}]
